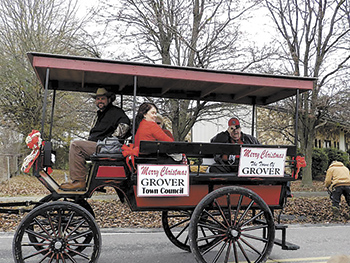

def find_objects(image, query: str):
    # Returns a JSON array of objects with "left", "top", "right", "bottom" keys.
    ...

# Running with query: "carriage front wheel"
[
  {"left": 13, "top": 201, "right": 101, "bottom": 263},
  {"left": 189, "top": 186, "right": 275, "bottom": 263}
]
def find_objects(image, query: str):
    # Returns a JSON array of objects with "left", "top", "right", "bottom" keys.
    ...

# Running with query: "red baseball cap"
[{"left": 228, "top": 118, "right": 240, "bottom": 127}]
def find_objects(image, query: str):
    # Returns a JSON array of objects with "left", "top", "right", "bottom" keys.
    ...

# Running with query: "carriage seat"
[{"left": 90, "top": 153, "right": 125, "bottom": 161}]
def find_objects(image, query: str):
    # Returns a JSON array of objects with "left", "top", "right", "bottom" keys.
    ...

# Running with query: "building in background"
[{"left": 191, "top": 106, "right": 254, "bottom": 143}]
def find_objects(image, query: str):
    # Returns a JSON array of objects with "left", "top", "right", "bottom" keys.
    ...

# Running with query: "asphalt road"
[{"left": 1, "top": 224, "right": 349, "bottom": 263}]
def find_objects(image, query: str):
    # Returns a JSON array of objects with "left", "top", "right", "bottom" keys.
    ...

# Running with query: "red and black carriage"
[{"left": 6, "top": 52, "right": 314, "bottom": 262}]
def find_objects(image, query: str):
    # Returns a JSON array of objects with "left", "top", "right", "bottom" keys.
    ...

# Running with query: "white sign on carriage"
[
  {"left": 137, "top": 164, "right": 190, "bottom": 197},
  {"left": 238, "top": 147, "right": 287, "bottom": 177}
]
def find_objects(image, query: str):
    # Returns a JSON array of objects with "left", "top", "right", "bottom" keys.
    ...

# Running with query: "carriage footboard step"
[
  {"left": 255, "top": 219, "right": 300, "bottom": 250},
  {"left": 274, "top": 224, "right": 300, "bottom": 250}
]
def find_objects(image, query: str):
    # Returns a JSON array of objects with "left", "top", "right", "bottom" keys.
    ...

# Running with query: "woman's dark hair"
[{"left": 134, "top": 102, "right": 158, "bottom": 133}]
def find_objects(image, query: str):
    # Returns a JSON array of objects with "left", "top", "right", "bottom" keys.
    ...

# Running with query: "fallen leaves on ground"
[
  {"left": 1, "top": 196, "right": 349, "bottom": 233},
  {"left": 290, "top": 178, "right": 326, "bottom": 192},
  {"left": 0, "top": 172, "right": 348, "bottom": 233}
]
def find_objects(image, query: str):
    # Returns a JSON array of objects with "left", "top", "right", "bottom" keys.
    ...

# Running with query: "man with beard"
[
  {"left": 209, "top": 117, "right": 259, "bottom": 173},
  {"left": 60, "top": 88, "right": 130, "bottom": 191}
]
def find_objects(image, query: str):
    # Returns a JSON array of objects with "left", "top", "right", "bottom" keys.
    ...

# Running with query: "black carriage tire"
[
  {"left": 12, "top": 201, "right": 101, "bottom": 263},
  {"left": 28, "top": 194, "right": 96, "bottom": 255},
  {"left": 162, "top": 210, "right": 220, "bottom": 253},
  {"left": 162, "top": 210, "right": 192, "bottom": 252},
  {"left": 189, "top": 186, "right": 275, "bottom": 263},
  {"left": 37, "top": 194, "right": 95, "bottom": 217}
]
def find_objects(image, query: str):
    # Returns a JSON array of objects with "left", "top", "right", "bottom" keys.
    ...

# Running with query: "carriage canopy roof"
[{"left": 28, "top": 52, "right": 314, "bottom": 105}]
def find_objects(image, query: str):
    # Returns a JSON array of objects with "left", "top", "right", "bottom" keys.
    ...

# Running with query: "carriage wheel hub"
[
  {"left": 228, "top": 227, "right": 241, "bottom": 240},
  {"left": 230, "top": 229, "right": 239, "bottom": 237},
  {"left": 51, "top": 239, "right": 66, "bottom": 252}
]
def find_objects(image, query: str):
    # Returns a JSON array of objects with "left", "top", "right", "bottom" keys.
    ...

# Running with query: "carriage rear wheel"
[
  {"left": 162, "top": 210, "right": 192, "bottom": 251},
  {"left": 13, "top": 201, "right": 101, "bottom": 263},
  {"left": 189, "top": 186, "right": 275, "bottom": 263},
  {"left": 162, "top": 210, "right": 221, "bottom": 252}
]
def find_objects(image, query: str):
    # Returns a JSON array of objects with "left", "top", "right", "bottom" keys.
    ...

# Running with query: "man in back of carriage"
[{"left": 209, "top": 117, "right": 259, "bottom": 173}]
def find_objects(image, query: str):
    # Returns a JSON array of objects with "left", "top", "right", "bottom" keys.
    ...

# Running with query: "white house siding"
[
  {"left": 191, "top": 109, "right": 253, "bottom": 143},
  {"left": 192, "top": 117, "right": 227, "bottom": 143}
]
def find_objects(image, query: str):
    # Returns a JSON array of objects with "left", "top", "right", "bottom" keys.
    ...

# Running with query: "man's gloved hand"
[{"left": 228, "top": 155, "right": 235, "bottom": 165}]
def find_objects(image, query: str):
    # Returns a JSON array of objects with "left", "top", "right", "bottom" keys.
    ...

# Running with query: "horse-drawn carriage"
[{"left": 6, "top": 52, "right": 314, "bottom": 262}]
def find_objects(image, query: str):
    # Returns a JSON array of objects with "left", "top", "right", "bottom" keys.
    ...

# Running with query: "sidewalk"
[{"left": 292, "top": 191, "right": 328, "bottom": 197}]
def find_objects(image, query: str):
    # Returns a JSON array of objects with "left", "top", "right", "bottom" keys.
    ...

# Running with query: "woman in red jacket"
[
  {"left": 134, "top": 102, "right": 184, "bottom": 164},
  {"left": 134, "top": 102, "right": 174, "bottom": 148}
]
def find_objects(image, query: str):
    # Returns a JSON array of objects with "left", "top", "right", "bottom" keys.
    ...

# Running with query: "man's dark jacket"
[
  {"left": 88, "top": 103, "right": 130, "bottom": 142},
  {"left": 210, "top": 131, "right": 260, "bottom": 165}
]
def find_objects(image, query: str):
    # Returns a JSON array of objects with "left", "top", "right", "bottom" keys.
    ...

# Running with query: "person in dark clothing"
[
  {"left": 60, "top": 88, "right": 130, "bottom": 191},
  {"left": 209, "top": 117, "right": 260, "bottom": 173}
]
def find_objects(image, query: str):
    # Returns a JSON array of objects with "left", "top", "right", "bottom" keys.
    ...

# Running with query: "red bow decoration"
[
  {"left": 295, "top": 156, "right": 306, "bottom": 179},
  {"left": 22, "top": 130, "right": 42, "bottom": 173},
  {"left": 122, "top": 144, "right": 139, "bottom": 171},
  {"left": 21, "top": 130, "right": 53, "bottom": 174}
]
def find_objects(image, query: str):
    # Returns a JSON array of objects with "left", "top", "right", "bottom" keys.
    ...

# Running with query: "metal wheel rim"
[
  {"left": 162, "top": 210, "right": 192, "bottom": 251},
  {"left": 27, "top": 195, "right": 95, "bottom": 255},
  {"left": 189, "top": 186, "right": 275, "bottom": 263},
  {"left": 13, "top": 201, "right": 101, "bottom": 263}
]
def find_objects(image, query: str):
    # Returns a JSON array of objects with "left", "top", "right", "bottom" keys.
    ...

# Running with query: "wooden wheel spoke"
[
  {"left": 212, "top": 239, "right": 229, "bottom": 263},
  {"left": 237, "top": 200, "right": 255, "bottom": 226},
  {"left": 227, "top": 193, "right": 232, "bottom": 226},
  {"left": 14, "top": 201, "right": 101, "bottom": 263},
  {"left": 202, "top": 236, "right": 228, "bottom": 255},
  {"left": 241, "top": 232, "right": 269, "bottom": 243},
  {"left": 240, "top": 236, "right": 264, "bottom": 256},
  {"left": 233, "top": 195, "right": 243, "bottom": 227},
  {"left": 25, "top": 228, "right": 50, "bottom": 242},
  {"left": 232, "top": 242, "right": 239, "bottom": 263},
  {"left": 242, "top": 224, "right": 268, "bottom": 232},
  {"left": 203, "top": 209, "right": 228, "bottom": 230},
  {"left": 175, "top": 223, "right": 190, "bottom": 239},
  {"left": 237, "top": 240, "right": 251, "bottom": 263},
  {"left": 213, "top": 198, "right": 230, "bottom": 227},
  {"left": 189, "top": 186, "right": 275, "bottom": 263},
  {"left": 170, "top": 217, "right": 190, "bottom": 229},
  {"left": 240, "top": 210, "right": 264, "bottom": 228},
  {"left": 224, "top": 240, "right": 232, "bottom": 263}
]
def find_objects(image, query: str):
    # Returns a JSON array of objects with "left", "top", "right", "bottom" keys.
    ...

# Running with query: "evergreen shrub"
[
  {"left": 322, "top": 148, "right": 349, "bottom": 167},
  {"left": 311, "top": 148, "right": 328, "bottom": 178}
]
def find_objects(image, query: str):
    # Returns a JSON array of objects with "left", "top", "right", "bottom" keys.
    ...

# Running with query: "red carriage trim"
[{"left": 96, "top": 166, "right": 126, "bottom": 178}]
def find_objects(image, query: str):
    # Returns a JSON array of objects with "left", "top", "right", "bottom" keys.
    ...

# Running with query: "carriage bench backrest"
[
  {"left": 139, "top": 141, "right": 297, "bottom": 158},
  {"left": 138, "top": 141, "right": 298, "bottom": 178}
]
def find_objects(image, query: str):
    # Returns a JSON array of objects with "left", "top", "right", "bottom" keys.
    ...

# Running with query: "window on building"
[
  {"left": 324, "top": 140, "right": 331, "bottom": 148},
  {"left": 315, "top": 139, "right": 322, "bottom": 148}
]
